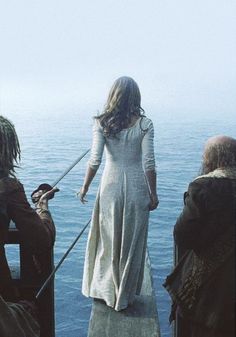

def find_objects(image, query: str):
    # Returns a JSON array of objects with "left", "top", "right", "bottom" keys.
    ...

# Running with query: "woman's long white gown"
[{"left": 82, "top": 116, "right": 156, "bottom": 311}]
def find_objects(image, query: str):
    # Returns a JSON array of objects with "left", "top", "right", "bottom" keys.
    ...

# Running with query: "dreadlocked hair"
[
  {"left": 0, "top": 116, "right": 21, "bottom": 176},
  {"left": 96, "top": 76, "right": 145, "bottom": 137}
]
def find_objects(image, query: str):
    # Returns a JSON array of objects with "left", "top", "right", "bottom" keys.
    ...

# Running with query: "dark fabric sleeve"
[
  {"left": 0, "top": 184, "right": 10, "bottom": 244},
  {"left": 174, "top": 180, "right": 207, "bottom": 251},
  {"left": 0, "top": 295, "right": 40, "bottom": 337},
  {"left": 6, "top": 180, "right": 55, "bottom": 254},
  {"left": 174, "top": 178, "right": 234, "bottom": 252}
]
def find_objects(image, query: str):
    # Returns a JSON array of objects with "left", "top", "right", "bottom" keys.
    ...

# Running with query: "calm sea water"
[{"left": 5, "top": 109, "right": 236, "bottom": 337}]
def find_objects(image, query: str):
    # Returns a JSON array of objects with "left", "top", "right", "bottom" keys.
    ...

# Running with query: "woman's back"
[
  {"left": 105, "top": 117, "right": 144, "bottom": 169},
  {"left": 89, "top": 116, "right": 155, "bottom": 174}
]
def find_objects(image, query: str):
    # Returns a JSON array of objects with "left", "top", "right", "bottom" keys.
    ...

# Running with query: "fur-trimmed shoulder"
[{"left": 194, "top": 167, "right": 236, "bottom": 181}]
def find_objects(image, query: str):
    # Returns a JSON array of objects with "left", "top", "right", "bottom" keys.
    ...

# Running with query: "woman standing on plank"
[{"left": 79, "top": 76, "right": 158, "bottom": 311}]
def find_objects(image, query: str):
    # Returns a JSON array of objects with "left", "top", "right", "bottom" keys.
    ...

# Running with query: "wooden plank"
[{"left": 88, "top": 253, "right": 160, "bottom": 337}]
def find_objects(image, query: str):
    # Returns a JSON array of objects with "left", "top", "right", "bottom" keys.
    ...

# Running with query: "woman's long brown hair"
[{"left": 96, "top": 76, "right": 145, "bottom": 137}]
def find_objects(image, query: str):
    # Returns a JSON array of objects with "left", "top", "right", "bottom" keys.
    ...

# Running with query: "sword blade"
[
  {"left": 36, "top": 218, "right": 91, "bottom": 299},
  {"left": 51, "top": 149, "right": 90, "bottom": 187}
]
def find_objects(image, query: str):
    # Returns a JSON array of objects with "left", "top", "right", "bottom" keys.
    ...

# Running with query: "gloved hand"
[{"left": 31, "top": 184, "right": 55, "bottom": 204}]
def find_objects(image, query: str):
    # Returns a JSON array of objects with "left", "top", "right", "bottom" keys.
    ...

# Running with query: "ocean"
[{"left": 5, "top": 108, "right": 236, "bottom": 337}]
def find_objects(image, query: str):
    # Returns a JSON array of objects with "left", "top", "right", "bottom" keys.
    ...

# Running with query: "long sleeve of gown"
[
  {"left": 88, "top": 120, "right": 105, "bottom": 170},
  {"left": 142, "top": 120, "right": 156, "bottom": 171}
]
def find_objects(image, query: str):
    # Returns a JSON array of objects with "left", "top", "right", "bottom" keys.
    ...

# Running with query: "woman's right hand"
[
  {"left": 149, "top": 194, "right": 159, "bottom": 211},
  {"left": 78, "top": 186, "right": 88, "bottom": 204}
]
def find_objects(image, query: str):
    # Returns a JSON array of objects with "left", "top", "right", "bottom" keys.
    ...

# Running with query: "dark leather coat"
[
  {"left": 164, "top": 169, "right": 236, "bottom": 337},
  {"left": 0, "top": 176, "right": 55, "bottom": 298},
  {"left": 0, "top": 176, "right": 55, "bottom": 336}
]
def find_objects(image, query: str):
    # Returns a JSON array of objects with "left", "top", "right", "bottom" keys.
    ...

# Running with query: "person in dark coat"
[
  {"left": 0, "top": 115, "right": 58, "bottom": 337},
  {"left": 164, "top": 135, "right": 236, "bottom": 337}
]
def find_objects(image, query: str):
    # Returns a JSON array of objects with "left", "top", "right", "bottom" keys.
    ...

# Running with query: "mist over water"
[
  {"left": 1, "top": 0, "right": 235, "bottom": 335},
  {"left": 4, "top": 108, "right": 235, "bottom": 337}
]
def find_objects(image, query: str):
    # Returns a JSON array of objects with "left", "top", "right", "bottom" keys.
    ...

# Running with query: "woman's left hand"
[{"left": 78, "top": 186, "right": 88, "bottom": 204}]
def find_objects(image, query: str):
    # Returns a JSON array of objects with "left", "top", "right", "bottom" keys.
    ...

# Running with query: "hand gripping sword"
[{"left": 31, "top": 149, "right": 90, "bottom": 203}]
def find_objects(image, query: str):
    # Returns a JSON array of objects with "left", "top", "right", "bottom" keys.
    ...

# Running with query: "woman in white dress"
[{"left": 79, "top": 76, "right": 158, "bottom": 311}]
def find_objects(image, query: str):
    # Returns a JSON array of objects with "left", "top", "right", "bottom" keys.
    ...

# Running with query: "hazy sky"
[{"left": 0, "top": 0, "right": 235, "bottom": 115}]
